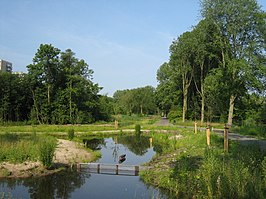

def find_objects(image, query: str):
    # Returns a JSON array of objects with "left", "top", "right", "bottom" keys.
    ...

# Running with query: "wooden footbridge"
[{"left": 77, "top": 163, "right": 149, "bottom": 176}]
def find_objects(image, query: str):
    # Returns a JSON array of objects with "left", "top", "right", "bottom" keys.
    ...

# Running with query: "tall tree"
[
  {"left": 155, "top": 62, "right": 181, "bottom": 117},
  {"left": 169, "top": 32, "right": 195, "bottom": 122},
  {"left": 201, "top": 0, "right": 266, "bottom": 125},
  {"left": 27, "top": 44, "right": 103, "bottom": 124},
  {"left": 191, "top": 19, "right": 220, "bottom": 124},
  {"left": 27, "top": 44, "right": 60, "bottom": 124}
]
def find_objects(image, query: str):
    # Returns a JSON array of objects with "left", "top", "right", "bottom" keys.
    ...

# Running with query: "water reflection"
[
  {"left": 117, "top": 135, "right": 151, "bottom": 156},
  {"left": 82, "top": 138, "right": 105, "bottom": 150},
  {"left": 0, "top": 170, "right": 89, "bottom": 199}
]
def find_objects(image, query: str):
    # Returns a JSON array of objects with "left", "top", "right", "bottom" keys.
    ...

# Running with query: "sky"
[{"left": 0, "top": 0, "right": 265, "bottom": 96}]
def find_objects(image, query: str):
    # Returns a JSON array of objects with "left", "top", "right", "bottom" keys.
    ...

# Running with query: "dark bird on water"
[{"left": 119, "top": 154, "right": 126, "bottom": 163}]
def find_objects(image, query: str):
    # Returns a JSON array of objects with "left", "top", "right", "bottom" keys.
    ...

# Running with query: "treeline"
[
  {"left": 155, "top": 0, "right": 266, "bottom": 125},
  {"left": 113, "top": 86, "right": 157, "bottom": 115},
  {"left": 0, "top": 44, "right": 112, "bottom": 124}
]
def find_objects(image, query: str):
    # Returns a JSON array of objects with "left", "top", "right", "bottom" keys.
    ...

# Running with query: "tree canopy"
[
  {"left": 0, "top": 44, "right": 111, "bottom": 124},
  {"left": 155, "top": 0, "right": 266, "bottom": 125}
]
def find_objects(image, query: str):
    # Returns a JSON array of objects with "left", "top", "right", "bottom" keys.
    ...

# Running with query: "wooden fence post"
[
  {"left": 135, "top": 166, "right": 139, "bottom": 176},
  {"left": 224, "top": 124, "right": 229, "bottom": 152},
  {"left": 149, "top": 137, "right": 153, "bottom": 148},
  {"left": 194, "top": 122, "right": 197, "bottom": 134},
  {"left": 115, "top": 120, "right": 119, "bottom": 129},
  {"left": 206, "top": 125, "right": 211, "bottom": 147},
  {"left": 116, "top": 164, "right": 119, "bottom": 175},
  {"left": 97, "top": 163, "right": 100, "bottom": 174}
]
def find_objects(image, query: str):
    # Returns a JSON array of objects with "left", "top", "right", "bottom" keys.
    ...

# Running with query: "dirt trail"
[{"left": 54, "top": 139, "right": 92, "bottom": 165}]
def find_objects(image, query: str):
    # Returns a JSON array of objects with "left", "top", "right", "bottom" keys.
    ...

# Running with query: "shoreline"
[{"left": 0, "top": 139, "right": 93, "bottom": 178}]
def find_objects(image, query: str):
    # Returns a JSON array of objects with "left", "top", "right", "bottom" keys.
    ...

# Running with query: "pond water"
[{"left": 0, "top": 135, "right": 169, "bottom": 199}]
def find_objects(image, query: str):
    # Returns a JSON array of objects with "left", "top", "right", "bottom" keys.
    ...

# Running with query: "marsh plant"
[
  {"left": 0, "top": 133, "right": 38, "bottom": 163},
  {"left": 68, "top": 128, "right": 75, "bottom": 140},
  {"left": 39, "top": 136, "right": 56, "bottom": 168}
]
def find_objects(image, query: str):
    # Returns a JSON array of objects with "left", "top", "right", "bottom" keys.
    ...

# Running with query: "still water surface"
[{"left": 0, "top": 136, "right": 169, "bottom": 199}]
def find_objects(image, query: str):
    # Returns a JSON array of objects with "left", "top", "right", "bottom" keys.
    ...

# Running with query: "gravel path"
[
  {"left": 156, "top": 118, "right": 266, "bottom": 150},
  {"left": 155, "top": 117, "right": 173, "bottom": 126}
]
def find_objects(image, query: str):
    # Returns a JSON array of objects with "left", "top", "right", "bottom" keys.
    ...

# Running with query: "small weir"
[{"left": 77, "top": 163, "right": 148, "bottom": 176}]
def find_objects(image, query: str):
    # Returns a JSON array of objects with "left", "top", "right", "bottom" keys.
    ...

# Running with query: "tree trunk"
[
  {"left": 227, "top": 95, "right": 235, "bottom": 126},
  {"left": 201, "top": 96, "right": 205, "bottom": 125},
  {"left": 47, "top": 84, "right": 51, "bottom": 105},
  {"left": 69, "top": 80, "right": 72, "bottom": 124},
  {"left": 182, "top": 89, "right": 188, "bottom": 122},
  {"left": 32, "top": 90, "right": 41, "bottom": 124}
]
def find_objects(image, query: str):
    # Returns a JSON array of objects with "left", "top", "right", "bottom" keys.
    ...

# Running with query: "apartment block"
[{"left": 0, "top": 59, "right": 12, "bottom": 72}]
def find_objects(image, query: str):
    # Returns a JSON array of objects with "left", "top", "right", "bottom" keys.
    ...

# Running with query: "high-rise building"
[{"left": 0, "top": 59, "right": 12, "bottom": 72}]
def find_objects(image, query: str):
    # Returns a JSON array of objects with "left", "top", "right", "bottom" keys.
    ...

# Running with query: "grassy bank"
[
  {"left": 141, "top": 130, "right": 266, "bottom": 198},
  {"left": 0, "top": 133, "right": 56, "bottom": 166}
]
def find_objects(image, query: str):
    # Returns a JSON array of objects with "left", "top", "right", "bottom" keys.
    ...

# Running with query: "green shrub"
[
  {"left": 167, "top": 107, "right": 182, "bottom": 123},
  {"left": 39, "top": 137, "right": 56, "bottom": 168},
  {"left": 68, "top": 128, "right": 75, "bottom": 140}
]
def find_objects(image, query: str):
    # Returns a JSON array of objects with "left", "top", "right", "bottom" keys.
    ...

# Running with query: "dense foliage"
[
  {"left": 113, "top": 86, "right": 157, "bottom": 115},
  {"left": 0, "top": 44, "right": 112, "bottom": 124},
  {"left": 155, "top": 0, "right": 266, "bottom": 125}
]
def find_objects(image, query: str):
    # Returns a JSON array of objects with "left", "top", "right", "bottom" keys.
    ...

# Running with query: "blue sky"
[{"left": 0, "top": 0, "right": 265, "bottom": 96}]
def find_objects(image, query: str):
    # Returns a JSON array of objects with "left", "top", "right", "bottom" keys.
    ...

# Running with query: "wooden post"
[
  {"left": 116, "top": 164, "right": 119, "bottom": 175},
  {"left": 135, "top": 166, "right": 139, "bottom": 176},
  {"left": 97, "top": 164, "right": 100, "bottom": 174},
  {"left": 224, "top": 124, "right": 229, "bottom": 152},
  {"left": 114, "top": 120, "right": 118, "bottom": 129},
  {"left": 206, "top": 125, "right": 211, "bottom": 147},
  {"left": 194, "top": 122, "right": 197, "bottom": 134},
  {"left": 149, "top": 137, "right": 153, "bottom": 148}
]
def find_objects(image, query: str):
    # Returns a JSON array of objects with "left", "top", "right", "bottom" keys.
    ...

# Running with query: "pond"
[{"left": 0, "top": 135, "right": 170, "bottom": 199}]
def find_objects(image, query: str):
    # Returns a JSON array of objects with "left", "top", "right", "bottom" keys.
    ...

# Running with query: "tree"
[
  {"left": 27, "top": 44, "right": 60, "bottom": 124},
  {"left": 0, "top": 72, "right": 32, "bottom": 122},
  {"left": 27, "top": 44, "right": 104, "bottom": 124},
  {"left": 201, "top": 0, "right": 266, "bottom": 125},
  {"left": 191, "top": 19, "right": 220, "bottom": 124},
  {"left": 155, "top": 62, "right": 181, "bottom": 117},
  {"left": 169, "top": 32, "right": 195, "bottom": 122}
]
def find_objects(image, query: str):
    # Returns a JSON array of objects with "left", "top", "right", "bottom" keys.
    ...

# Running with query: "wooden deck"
[{"left": 77, "top": 163, "right": 149, "bottom": 176}]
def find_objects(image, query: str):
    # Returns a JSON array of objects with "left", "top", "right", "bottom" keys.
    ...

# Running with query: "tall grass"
[
  {"left": 39, "top": 136, "right": 56, "bottom": 168},
  {"left": 0, "top": 133, "right": 38, "bottom": 163},
  {"left": 0, "top": 133, "right": 56, "bottom": 167}
]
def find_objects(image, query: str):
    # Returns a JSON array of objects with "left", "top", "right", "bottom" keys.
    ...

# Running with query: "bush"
[
  {"left": 39, "top": 137, "right": 56, "bottom": 168},
  {"left": 167, "top": 107, "right": 182, "bottom": 123},
  {"left": 68, "top": 128, "right": 75, "bottom": 140}
]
